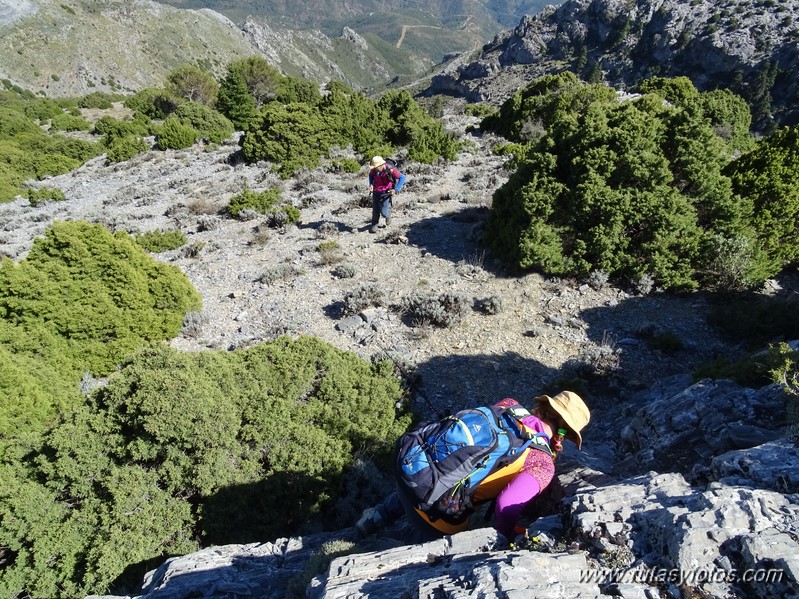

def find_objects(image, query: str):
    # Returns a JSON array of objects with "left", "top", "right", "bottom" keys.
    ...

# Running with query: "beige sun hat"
[
  {"left": 534, "top": 391, "right": 590, "bottom": 449},
  {"left": 370, "top": 155, "right": 386, "bottom": 168}
]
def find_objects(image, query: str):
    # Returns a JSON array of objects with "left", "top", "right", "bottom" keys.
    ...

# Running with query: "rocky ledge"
[{"left": 89, "top": 375, "right": 799, "bottom": 599}]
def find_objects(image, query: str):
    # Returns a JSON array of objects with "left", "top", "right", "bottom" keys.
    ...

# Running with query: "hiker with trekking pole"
[
  {"left": 355, "top": 391, "right": 590, "bottom": 544},
  {"left": 367, "top": 156, "right": 405, "bottom": 233}
]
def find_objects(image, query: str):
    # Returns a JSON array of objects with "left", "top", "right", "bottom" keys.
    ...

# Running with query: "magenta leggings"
[{"left": 494, "top": 472, "right": 542, "bottom": 538}]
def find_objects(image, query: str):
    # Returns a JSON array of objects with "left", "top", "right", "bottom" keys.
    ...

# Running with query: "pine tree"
[{"left": 217, "top": 69, "right": 256, "bottom": 131}]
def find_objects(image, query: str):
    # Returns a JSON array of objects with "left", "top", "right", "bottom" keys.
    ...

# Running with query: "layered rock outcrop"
[
  {"left": 88, "top": 377, "right": 799, "bottom": 599},
  {"left": 428, "top": 0, "right": 799, "bottom": 128}
]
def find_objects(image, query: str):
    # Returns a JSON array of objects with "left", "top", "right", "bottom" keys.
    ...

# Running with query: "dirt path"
[{"left": 396, "top": 24, "right": 443, "bottom": 48}]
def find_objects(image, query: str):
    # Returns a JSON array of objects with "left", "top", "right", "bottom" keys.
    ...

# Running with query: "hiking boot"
[
  {"left": 369, "top": 224, "right": 378, "bottom": 234},
  {"left": 385, "top": 216, "right": 392, "bottom": 226},
  {"left": 355, "top": 507, "right": 385, "bottom": 537}
]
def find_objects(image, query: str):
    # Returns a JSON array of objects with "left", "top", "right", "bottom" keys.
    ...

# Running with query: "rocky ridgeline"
[
  {"left": 428, "top": 0, "right": 799, "bottom": 127},
  {"left": 239, "top": 20, "right": 413, "bottom": 92},
  {"left": 88, "top": 376, "right": 799, "bottom": 599}
]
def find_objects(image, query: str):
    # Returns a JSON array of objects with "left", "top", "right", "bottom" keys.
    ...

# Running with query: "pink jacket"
[{"left": 369, "top": 166, "right": 404, "bottom": 192}]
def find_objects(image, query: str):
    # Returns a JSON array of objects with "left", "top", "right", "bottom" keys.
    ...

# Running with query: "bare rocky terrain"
[{"left": 0, "top": 105, "right": 743, "bottom": 443}]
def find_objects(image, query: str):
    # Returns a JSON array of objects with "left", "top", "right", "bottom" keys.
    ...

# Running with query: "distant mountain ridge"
[
  {"left": 427, "top": 0, "right": 799, "bottom": 129},
  {"left": 2, "top": 0, "right": 797, "bottom": 129},
  {"left": 154, "top": 0, "right": 560, "bottom": 70},
  {"left": 0, "top": 0, "right": 559, "bottom": 98},
  {"left": 0, "top": 0, "right": 440, "bottom": 97},
  {"left": 154, "top": 0, "right": 553, "bottom": 31},
  {"left": 0, "top": 0, "right": 256, "bottom": 96}
]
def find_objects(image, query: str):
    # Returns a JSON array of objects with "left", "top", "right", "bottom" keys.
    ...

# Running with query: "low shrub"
[
  {"left": 134, "top": 229, "right": 188, "bottom": 253},
  {"left": 250, "top": 224, "right": 270, "bottom": 246},
  {"left": 26, "top": 186, "right": 66, "bottom": 206},
  {"left": 342, "top": 283, "right": 388, "bottom": 315},
  {"left": 769, "top": 342, "right": 799, "bottom": 399},
  {"left": 156, "top": 115, "right": 198, "bottom": 150},
  {"left": 330, "top": 158, "right": 361, "bottom": 173},
  {"left": 587, "top": 270, "right": 609, "bottom": 291},
  {"left": 26, "top": 152, "right": 81, "bottom": 178},
  {"left": 77, "top": 91, "right": 121, "bottom": 109},
  {"left": 694, "top": 344, "right": 792, "bottom": 388},
  {"left": 180, "top": 241, "right": 205, "bottom": 258},
  {"left": 0, "top": 168, "right": 25, "bottom": 202},
  {"left": 95, "top": 115, "right": 151, "bottom": 142},
  {"left": 259, "top": 263, "right": 303, "bottom": 285},
  {"left": 172, "top": 101, "right": 234, "bottom": 144},
  {"left": 701, "top": 234, "right": 772, "bottom": 292},
  {"left": 124, "top": 88, "right": 181, "bottom": 120},
  {"left": 400, "top": 291, "right": 469, "bottom": 327},
  {"left": 275, "top": 205, "right": 301, "bottom": 226},
  {"left": 315, "top": 222, "right": 339, "bottom": 238},
  {"left": 105, "top": 135, "right": 149, "bottom": 164},
  {"left": 317, "top": 240, "right": 343, "bottom": 265},
  {"left": 332, "top": 263, "right": 356, "bottom": 279},
  {"left": 475, "top": 295, "right": 502, "bottom": 315},
  {"left": 197, "top": 215, "right": 222, "bottom": 232},
  {"left": 49, "top": 112, "right": 91, "bottom": 132},
  {"left": 23, "top": 98, "right": 64, "bottom": 123},
  {"left": 227, "top": 187, "right": 282, "bottom": 218},
  {"left": 465, "top": 103, "right": 497, "bottom": 119}
]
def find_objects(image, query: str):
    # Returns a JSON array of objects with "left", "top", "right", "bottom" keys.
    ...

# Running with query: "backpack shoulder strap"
[
  {"left": 528, "top": 432, "right": 553, "bottom": 456},
  {"left": 497, "top": 405, "right": 554, "bottom": 456}
]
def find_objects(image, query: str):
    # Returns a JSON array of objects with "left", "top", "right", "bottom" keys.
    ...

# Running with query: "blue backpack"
[{"left": 394, "top": 404, "right": 551, "bottom": 523}]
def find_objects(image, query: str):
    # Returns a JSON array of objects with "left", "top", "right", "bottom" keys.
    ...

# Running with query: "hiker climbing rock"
[
  {"left": 355, "top": 391, "right": 590, "bottom": 543},
  {"left": 367, "top": 156, "right": 405, "bottom": 233}
]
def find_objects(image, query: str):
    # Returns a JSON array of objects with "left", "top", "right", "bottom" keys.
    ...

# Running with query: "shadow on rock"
[
  {"left": 403, "top": 207, "right": 506, "bottom": 274},
  {"left": 409, "top": 350, "right": 560, "bottom": 418}
]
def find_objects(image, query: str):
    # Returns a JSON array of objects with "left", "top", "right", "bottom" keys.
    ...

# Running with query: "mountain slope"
[
  {"left": 427, "top": 0, "right": 799, "bottom": 129},
  {"left": 154, "top": 0, "right": 554, "bottom": 32},
  {"left": 154, "top": 0, "right": 551, "bottom": 68},
  {"left": 0, "top": 0, "right": 431, "bottom": 97},
  {"left": 154, "top": 1, "right": 569, "bottom": 68},
  {"left": 0, "top": 0, "right": 258, "bottom": 96},
  {"left": 6, "top": 110, "right": 797, "bottom": 599}
]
